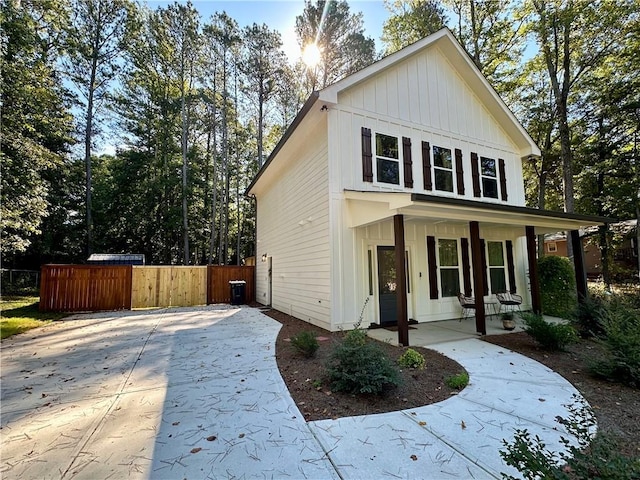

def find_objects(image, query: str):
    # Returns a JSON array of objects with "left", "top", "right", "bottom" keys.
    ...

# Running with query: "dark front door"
[{"left": 377, "top": 246, "right": 397, "bottom": 325}]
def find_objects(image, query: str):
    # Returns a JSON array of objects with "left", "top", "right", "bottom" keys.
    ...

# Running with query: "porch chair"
[
  {"left": 457, "top": 293, "right": 475, "bottom": 322},
  {"left": 496, "top": 291, "right": 523, "bottom": 314}
]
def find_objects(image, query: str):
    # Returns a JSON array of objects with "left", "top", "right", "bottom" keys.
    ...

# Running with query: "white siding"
[
  {"left": 346, "top": 219, "right": 531, "bottom": 327},
  {"left": 255, "top": 128, "right": 331, "bottom": 330},
  {"left": 336, "top": 45, "right": 526, "bottom": 207}
]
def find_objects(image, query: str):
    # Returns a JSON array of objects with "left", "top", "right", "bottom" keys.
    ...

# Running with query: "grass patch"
[
  {"left": 1, "top": 296, "right": 66, "bottom": 339},
  {"left": 446, "top": 372, "right": 469, "bottom": 390}
]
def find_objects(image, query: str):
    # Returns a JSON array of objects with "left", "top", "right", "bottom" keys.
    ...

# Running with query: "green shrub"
[
  {"left": 446, "top": 372, "right": 469, "bottom": 390},
  {"left": 500, "top": 395, "right": 640, "bottom": 480},
  {"left": 290, "top": 331, "right": 319, "bottom": 358},
  {"left": 591, "top": 301, "right": 640, "bottom": 388},
  {"left": 398, "top": 348, "right": 426, "bottom": 369},
  {"left": 327, "top": 328, "right": 400, "bottom": 395},
  {"left": 572, "top": 295, "right": 607, "bottom": 338},
  {"left": 521, "top": 312, "right": 578, "bottom": 351},
  {"left": 538, "top": 255, "right": 576, "bottom": 318}
]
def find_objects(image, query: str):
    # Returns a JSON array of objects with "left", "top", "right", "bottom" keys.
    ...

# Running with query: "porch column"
[
  {"left": 526, "top": 226, "right": 542, "bottom": 314},
  {"left": 571, "top": 229, "right": 588, "bottom": 302},
  {"left": 469, "top": 221, "right": 486, "bottom": 335},
  {"left": 394, "top": 214, "right": 409, "bottom": 346}
]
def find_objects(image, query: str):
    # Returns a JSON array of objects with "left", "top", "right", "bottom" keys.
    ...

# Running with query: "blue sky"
[{"left": 144, "top": 0, "right": 390, "bottom": 62}]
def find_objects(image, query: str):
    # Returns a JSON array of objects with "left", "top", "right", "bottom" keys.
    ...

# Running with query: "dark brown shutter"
[
  {"left": 422, "top": 141, "right": 432, "bottom": 191},
  {"left": 498, "top": 158, "right": 508, "bottom": 201},
  {"left": 455, "top": 148, "right": 465, "bottom": 195},
  {"left": 480, "top": 239, "right": 488, "bottom": 296},
  {"left": 403, "top": 137, "right": 413, "bottom": 188},
  {"left": 362, "top": 127, "right": 373, "bottom": 182},
  {"left": 460, "top": 237, "right": 472, "bottom": 296},
  {"left": 506, "top": 240, "right": 516, "bottom": 293},
  {"left": 471, "top": 152, "right": 481, "bottom": 197},
  {"left": 427, "top": 236, "right": 438, "bottom": 299}
]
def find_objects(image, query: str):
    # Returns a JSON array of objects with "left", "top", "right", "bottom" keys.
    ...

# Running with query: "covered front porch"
[
  {"left": 366, "top": 314, "right": 567, "bottom": 346},
  {"left": 345, "top": 190, "right": 609, "bottom": 346}
]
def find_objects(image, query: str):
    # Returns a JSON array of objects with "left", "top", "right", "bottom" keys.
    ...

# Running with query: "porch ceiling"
[{"left": 343, "top": 190, "right": 611, "bottom": 234}]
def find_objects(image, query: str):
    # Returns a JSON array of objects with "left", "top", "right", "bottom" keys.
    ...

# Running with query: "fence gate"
[{"left": 131, "top": 266, "right": 207, "bottom": 308}]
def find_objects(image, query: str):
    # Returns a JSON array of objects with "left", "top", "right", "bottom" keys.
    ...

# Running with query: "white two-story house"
[{"left": 247, "top": 28, "right": 606, "bottom": 345}]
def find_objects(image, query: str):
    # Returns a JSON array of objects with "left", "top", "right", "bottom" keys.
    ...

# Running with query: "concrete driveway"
[
  {"left": 1, "top": 306, "right": 588, "bottom": 479},
  {"left": 1, "top": 306, "right": 337, "bottom": 479}
]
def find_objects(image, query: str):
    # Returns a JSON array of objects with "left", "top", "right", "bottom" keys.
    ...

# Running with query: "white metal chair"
[{"left": 457, "top": 293, "right": 475, "bottom": 321}]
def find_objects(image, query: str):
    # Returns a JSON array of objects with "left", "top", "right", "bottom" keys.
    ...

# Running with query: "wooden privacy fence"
[
  {"left": 132, "top": 266, "right": 207, "bottom": 308},
  {"left": 40, "top": 265, "right": 254, "bottom": 312},
  {"left": 207, "top": 265, "right": 255, "bottom": 304},
  {"left": 40, "top": 265, "right": 132, "bottom": 312}
]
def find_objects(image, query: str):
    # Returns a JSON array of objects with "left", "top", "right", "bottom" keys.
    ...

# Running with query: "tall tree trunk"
[
  {"left": 181, "top": 88, "right": 190, "bottom": 264},
  {"left": 84, "top": 41, "right": 99, "bottom": 257}
]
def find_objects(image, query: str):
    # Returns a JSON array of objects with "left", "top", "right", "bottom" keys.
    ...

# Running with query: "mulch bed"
[
  {"left": 266, "top": 309, "right": 465, "bottom": 422},
  {"left": 264, "top": 307, "right": 639, "bottom": 460}
]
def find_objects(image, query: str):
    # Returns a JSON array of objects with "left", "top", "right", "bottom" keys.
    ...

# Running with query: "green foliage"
[
  {"left": 445, "top": 372, "right": 469, "bottom": 390},
  {"left": 381, "top": 0, "right": 446, "bottom": 55},
  {"left": 397, "top": 348, "right": 426, "bottom": 370},
  {"left": 572, "top": 295, "right": 607, "bottom": 338},
  {"left": 590, "top": 299, "right": 640, "bottom": 388},
  {"left": 521, "top": 312, "right": 578, "bottom": 351},
  {"left": 500, "top": 395, "right": 640, "bottom": 480},
  {"left": 538, "top": 256, "right": 577, "bottom": 318},
  {"left": 327, "top": 328, "right": 400, "bottom": 395},
  {"left": 290, "top": 330, "right": 319, "bottom": 358}
]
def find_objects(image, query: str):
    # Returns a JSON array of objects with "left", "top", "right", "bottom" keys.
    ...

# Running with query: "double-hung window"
[
  {"left": 433, "top": 146, "right": 453, "bottom": 192},
  {"left": 487, "top": 241, "right": 507, "bottom": 292},
  {"left": 438, "top": 239, "right": 460, "bottom": 297},
  {"left": 375, "top": 133, "right": 400, "bottom": 185},
  {"left": 480, "top": 157, "right": 498, "bottom": 198}
]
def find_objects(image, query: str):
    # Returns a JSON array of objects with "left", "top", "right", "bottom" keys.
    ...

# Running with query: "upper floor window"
[
  {"left": 375, "top": 133, "right": 400, "bottom": 185},
  {"left": 433, "top": 146, "right": 453, "bottom": 192},
  {"left": 481, "top": 157, "right": 498, "bottom": 198}
]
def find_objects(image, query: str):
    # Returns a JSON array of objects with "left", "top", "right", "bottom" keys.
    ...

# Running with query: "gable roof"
[
  {"left": 248, "top": 28, "right": 540, "bottom": 195},
  {"left": 319, "top": 28, "right": 539, "bottom": 158}
]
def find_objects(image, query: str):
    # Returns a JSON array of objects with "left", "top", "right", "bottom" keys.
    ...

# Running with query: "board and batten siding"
[
  {"left": 334, "top": 45, "right": 526, "bottom": 207},
  {"left": 255, "top": 131, "right": 331, "bottom": 330}
]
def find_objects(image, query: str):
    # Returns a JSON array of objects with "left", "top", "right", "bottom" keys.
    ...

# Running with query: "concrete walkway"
[{"left": 1, "top": 306, "right": 587, "bottom": 479}]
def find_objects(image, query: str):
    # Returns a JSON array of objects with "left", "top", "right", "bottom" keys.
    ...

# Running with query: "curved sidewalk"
[{"left": 1, "top": 306, "right": 587, "bottom": 479}]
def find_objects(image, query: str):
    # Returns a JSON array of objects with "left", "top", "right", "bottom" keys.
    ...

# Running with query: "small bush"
[
  {"left": 398, "top": 348, "right": 426, "bottom": 369},
  {"left": 500, "top": 395, "right": 640, "bottom": 479},
  {"left": 446, "top": 372, "right": 469, "bottom": 390},
  {"left": 290, "top": 331, "right": 319, "bottom": 358},
  {"left": 327, "top": 328, "right": 400, "bottom": 395},
  {"left": 538, "top": 255, "right": 576, "bottom": 318},
  {"left": 590, "top": 301, "right": 640, "bottom": 388},
  {"left": 572, "top": 295, "right": 607, "bottom": 338},
  {"left": 521, "top": 312, "right": 578, "bottom": 351}
]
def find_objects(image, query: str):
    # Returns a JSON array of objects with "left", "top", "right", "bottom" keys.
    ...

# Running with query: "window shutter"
[
  {"left": 427, "top": 236, "right": 438, "bottom": 299},
  {"left": 455, "top": 148, "right": 465, "bottom": 195},
  {"left": 498, "top": 158, "right": 508, "bottom": 201},
  {"left": 422, "top": 141, "right": 432, "bottom": 191},
  {"left": 403, "top": 137, "right": 413, "bottom": 188},
  {"left": 471, "top": 152, "right": 481, "bottom": 197},
  {"left": 361, "top": 127, "right": 373, "bottom": 182},
  {"left": 480, "top": 239, "right": 488, "bottom": 296},
  {"left": 460, "top": 237, "right": 472, "bottom": 296},
  {"left": 506, "top": 240, "right": 516, "bottom": 293}
]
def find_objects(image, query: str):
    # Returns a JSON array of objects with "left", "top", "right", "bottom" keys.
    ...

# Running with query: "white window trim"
[
  {"left": 480, "top": 156, "right": 499, "bottom": 199},
  {"left": 373, "top": 132, "right": 403, "bottom": 188},
  {"left": 436, "top": 237, "right": 462, "bottom": 298},
  {"left": 547, "top": 242, "right": 558, "bottom": 253},
  {"left": 486, "top": 240, "right": 507, "bottom": 294},
  {"left": 431, "top": 144, "right": 455, "bottom": 194}
]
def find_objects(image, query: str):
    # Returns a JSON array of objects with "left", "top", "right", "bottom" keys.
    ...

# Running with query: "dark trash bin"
[{"left": 229, "top": 280, "right": 246, "bottom": 305}]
